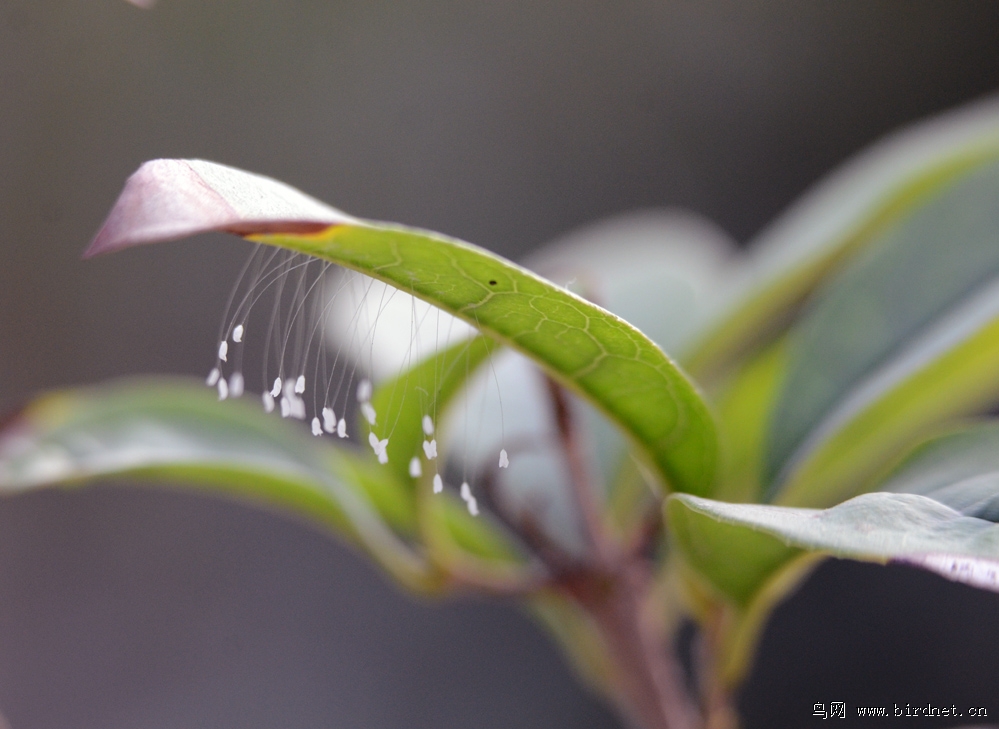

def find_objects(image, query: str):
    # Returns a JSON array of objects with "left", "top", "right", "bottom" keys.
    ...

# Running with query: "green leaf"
[
  {"left": 668, "top": 422, "right": 999, "bottom": 684},
  {"left": 668, "top": 495, "right": 800, "bottom": 606},
  {"left": 366, "top": 336, "right": 536, "bottom": 582},
  {"left": 669, "top": 489, "right": 999, "bottom": 594},
  {"left": 89, "top": 159, "right": 719, "bottom": 496},
  {"left": 0, "top": 378, "right": 442, "bottom": 592},
  {"left": 767, "top": 160, "right": 999, "bottom": 506},
  {"left": 711, "top": 341, "right": 789, "bottom": 504},
  {"left": 368, "top": 335, "right": 497, "bottom": 486},
  {"left": 524, "top": 209, "right": 736, "bottom": 360},
  {"left": 878, "top": 422, "right": 999, "bottom": 520},
  {"left": 671, "top": 423, "right": 999, "bottom": 601},
  {"left": 265, "top": 224, "right": 719, "bottom": 497},
  {"left": 523, "top": 210, "right": 736, "bottom": 516},
  {"left": 686, "top": 96, "right": 999, "bottom": 379}
]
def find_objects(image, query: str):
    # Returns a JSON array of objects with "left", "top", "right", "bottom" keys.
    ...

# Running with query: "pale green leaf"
[
  {"left": 668, "top": 423, "right": 999, "bottom": 684},
  {"left": 879, "top": 422, "right": 999, "bottom": 520},
  {"left": 670, "top": 490, "right": 999, "bottom": 593},
  {"left": 686, "top": 95, "right": 999, "bottom": 378},
  {"left": 671, "top": 424, "right": 999, "bottom": 601},
  {"left": 767, "top": 160, "right": 999, "bottom": 506},
  {"left": 0, "top": 379, "right": 441, "bottom": 592}
]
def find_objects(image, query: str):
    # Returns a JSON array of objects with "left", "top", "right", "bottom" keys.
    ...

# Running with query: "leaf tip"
[{"left": 85, "top": 159, "right": 353, "bottom": 259}]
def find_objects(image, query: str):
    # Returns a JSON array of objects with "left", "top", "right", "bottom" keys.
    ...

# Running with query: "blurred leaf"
[
  {"left": 417, "top": 489, "right": 535, "bottom": 593},
  {"left": 368, "top": 335, "right": 497, "bottom": 486},
  {"left": 528, "top": 591, "right": 618, "bottom": 702},
  {"left": 711, "top": 341, "right": 788, "bottom": 503},
  {"left": 369, "top": 336, "right": 535, "bottom": 586},
  {"left": 767, "top": 160, "right": 999, "bottom": 506},
  {"left": 0, "top": 379, "right": 442, "bottom": 592},
  {"left": 428, "top": 492, "right": 522, "bottom": 563},
  {"left": 686, "top": 95, "right": 999, "bottom": 379},
  {"left": 878, "top": 423, "right": 999, "bottom": 520},
  {"left": 90, "top": 159, "right": 719, "bottom": 497}
]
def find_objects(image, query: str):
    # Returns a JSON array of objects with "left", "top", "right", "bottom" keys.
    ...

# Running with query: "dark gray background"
[{"left": 3, "top": 2, "right": 999, "bottom": 727}]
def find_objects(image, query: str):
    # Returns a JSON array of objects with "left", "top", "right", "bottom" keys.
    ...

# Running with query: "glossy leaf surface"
[{"left": 89, "top": 159, "right": 719, "bottom": 496}]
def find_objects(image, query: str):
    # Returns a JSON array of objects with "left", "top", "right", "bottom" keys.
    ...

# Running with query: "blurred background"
[{"left": 3, "top": 1, "right": 999, "bottom": 727}]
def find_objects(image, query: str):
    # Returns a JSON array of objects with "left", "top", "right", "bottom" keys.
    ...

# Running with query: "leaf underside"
[{"left": 669, "top": 423, "right": 999, "bottom": 603}]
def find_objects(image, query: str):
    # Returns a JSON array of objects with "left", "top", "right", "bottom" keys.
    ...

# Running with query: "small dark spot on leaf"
[{"left": 489, "top": 280, "right": 497, "bottom": 286}]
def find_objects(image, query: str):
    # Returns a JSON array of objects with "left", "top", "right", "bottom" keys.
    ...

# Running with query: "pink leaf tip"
[{"left": 86, "top": 159, "right": 355, "bottom": 258}]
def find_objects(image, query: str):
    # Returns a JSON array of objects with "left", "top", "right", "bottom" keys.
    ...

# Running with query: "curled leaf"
[
  {"left": 88, "top": 159, "right": 720, "bottom": 496},
  {"left": 87, "top": 159, "right": 352, "bottom": 257}
]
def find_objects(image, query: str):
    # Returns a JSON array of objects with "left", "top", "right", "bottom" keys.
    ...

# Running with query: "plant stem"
[
  {"left": 563, "top": 562, "right": 700, "bottom": 729},
  {"left": 544, "top": 377, "right": 619, "bottom": 567},
  {"left": 541, "top": 379, "right": 701, "bottom": 728},
  {"left": 697, "top": 607, "right": 740, "bottom": 729}
]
